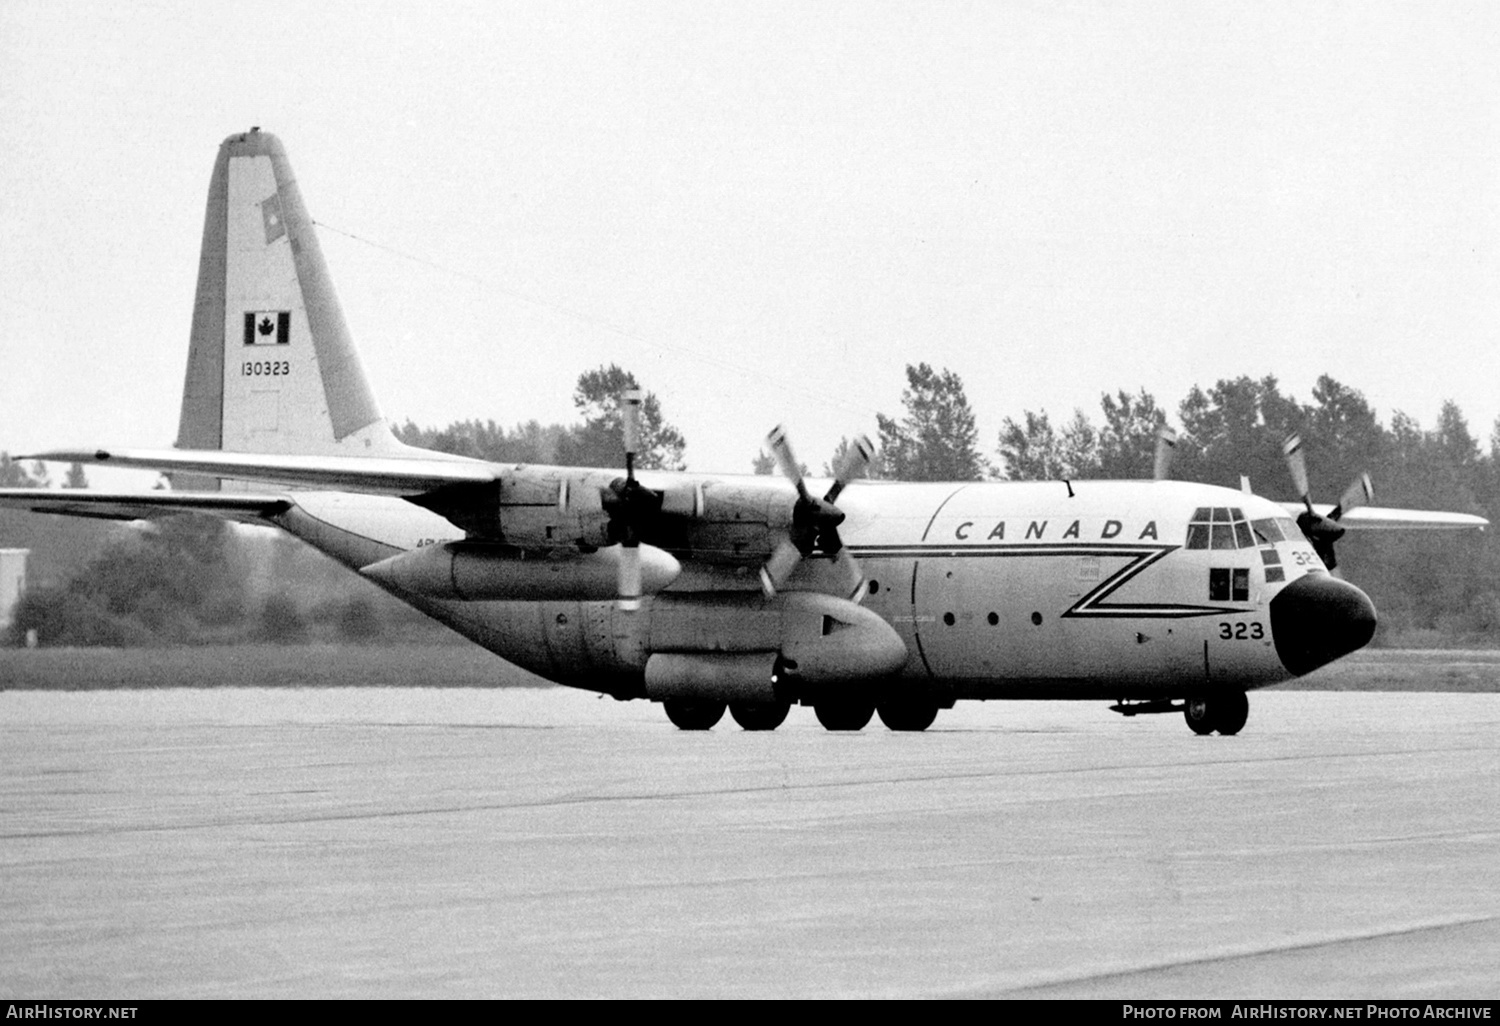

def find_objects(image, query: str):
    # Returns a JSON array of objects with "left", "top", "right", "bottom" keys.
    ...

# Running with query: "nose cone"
[{"left": 1269, "top": 573, "right": 1377, "bottom": 676}]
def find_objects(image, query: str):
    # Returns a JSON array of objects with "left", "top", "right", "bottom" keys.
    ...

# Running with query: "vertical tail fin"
[{"left": 175, "top": 129, "right": 403, "bottom": 473}]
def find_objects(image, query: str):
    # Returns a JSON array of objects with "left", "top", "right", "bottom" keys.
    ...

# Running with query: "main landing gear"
[
  {"left": 661, "top": 697, "right": 943, "bottom": 732},
  {"left": 876, "top": 699, "right": 940, "bottom": 732},
  {"left": 662, "top": 698, "right": 726, "bottom": 731},
  {"left": 813, "top": 698, "right": 875, "bottom": 731},
  {"left": 729, "top": 700, "right": 791, "bottom": 731}
]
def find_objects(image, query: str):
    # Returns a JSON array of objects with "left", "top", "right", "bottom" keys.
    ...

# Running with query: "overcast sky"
[{"left": 2, "top": 1, "right": 1496, "bottom": 483}]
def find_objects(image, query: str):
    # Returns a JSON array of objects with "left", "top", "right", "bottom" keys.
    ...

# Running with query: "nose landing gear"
[
  {"left": 1111, "top": 693, "right": 1250, "bottom": 735},
  {"left": 1183, "top": 691, "right": 1249, "bottom": 736}
]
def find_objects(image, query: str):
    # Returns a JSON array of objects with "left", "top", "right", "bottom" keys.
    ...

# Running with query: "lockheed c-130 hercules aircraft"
[{"left": 1, "top": 129, "right": 1488, "bottom": 734}]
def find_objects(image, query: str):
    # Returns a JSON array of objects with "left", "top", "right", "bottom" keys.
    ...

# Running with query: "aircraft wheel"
[
  {"left": 1184, "top": 697, "right": 1217, "bottom": 735},
  {"left": 1214, "top": 691, "right": 1249, "bottom": 736},
  {"left": 663, "top": 699, "right": 726, "bottom": 731},
  {"left": 730, "top": 700, "right": 791, "bottom": 731},
  {"left": 876, "top": 699, "right": 939, "bottom": 732},
  {"left": 814, "top": 699, "right": 874, "bottom": 732}
]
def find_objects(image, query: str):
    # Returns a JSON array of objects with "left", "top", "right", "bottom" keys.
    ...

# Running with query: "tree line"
[{"left": 5, "top": 362, "right": 1498, "bottom": 646}]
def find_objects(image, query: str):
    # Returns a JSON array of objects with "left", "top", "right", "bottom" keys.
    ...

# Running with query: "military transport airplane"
[{"left": 1, "top": 129, "right": 1488, "bottom": 734}]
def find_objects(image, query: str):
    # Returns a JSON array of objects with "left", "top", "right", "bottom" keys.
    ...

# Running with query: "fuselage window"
[{"left": 1208, "top": 567, "right": 1251, "bottom": 602}]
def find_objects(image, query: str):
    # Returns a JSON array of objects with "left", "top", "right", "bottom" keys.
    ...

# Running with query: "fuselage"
[{"left": 269, "top": 474, "right": 1376, "bottom": 703}]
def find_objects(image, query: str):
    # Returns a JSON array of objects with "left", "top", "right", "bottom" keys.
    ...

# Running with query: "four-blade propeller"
[
  {"left": 598, "top": 389, "right": 875, "bottom": 609},
  {"left": 760, "top": 426, "right": 874, "bottom": 602},
  {"left": 1282, "top": 433, "right": 1373, "bottom": 571},
  {"left": 603, "top": 389, "right": 661, "bottom": 610}
]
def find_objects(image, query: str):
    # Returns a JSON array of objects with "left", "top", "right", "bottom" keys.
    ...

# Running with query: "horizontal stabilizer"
[
  {"left": 22, "top": 447, "right": 497, "bottom": 497},
  {"left": 0, "top": 488, "right": 289, "bottom": 524}
]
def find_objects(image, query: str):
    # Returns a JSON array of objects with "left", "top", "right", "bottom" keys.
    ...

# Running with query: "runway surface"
[{"left": 2, "top": 687, "right": 1497, "bottom": 999}]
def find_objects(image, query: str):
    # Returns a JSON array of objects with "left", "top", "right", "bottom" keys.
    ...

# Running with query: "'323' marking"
[{"left": 1218, "top": 621, "right": 1265, "bottom": 640}]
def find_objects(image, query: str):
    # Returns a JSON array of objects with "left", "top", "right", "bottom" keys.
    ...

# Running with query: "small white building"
[{"left": 0, "top": 548, "right": 28, "bottom": 631}]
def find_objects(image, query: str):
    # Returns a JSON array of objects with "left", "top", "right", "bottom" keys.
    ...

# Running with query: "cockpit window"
[
  {"left": 1186, "top": 506, "right": 1264, "bottom": 550},
  {"left": 1251, "top": 518, "right": 1284, "bottom": 544}
]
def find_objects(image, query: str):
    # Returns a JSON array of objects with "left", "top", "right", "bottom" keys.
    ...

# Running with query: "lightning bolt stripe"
[{"left": 848, "top": 542, "right": 1250, "bottom": 619}]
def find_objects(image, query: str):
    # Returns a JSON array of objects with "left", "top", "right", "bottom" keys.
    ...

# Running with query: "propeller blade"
[
  {"left": 759, "top": 538, "right": 803, "bottom": 598},
  {"left": 616, "top": 542, "right": 643, "bottom": 612},
  {"left": 828, "top": 548, "right": 866, "bottom": 603},
  {"left": 1283, "top": 433, "right": 1313, "bottom": 514},
  {"left": 621, "top": 389, "right": 642, "bottom": 462},
  {"left": 1153, "top": 425, "right": 1177, "bottom": 481},
  {"left": 765, "top": 424, "right": 811, "bottom": 502},
  {"left": 825, "top": 434, "right": 874, "bottom": 503},
  {"left": 1331, "top": 473, "right": 1373, "bottom": 521},
  {"left": 612, "top": 388, "right": 651, "bottom": 609}
]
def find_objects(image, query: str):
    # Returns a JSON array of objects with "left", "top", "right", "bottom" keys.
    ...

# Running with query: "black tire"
[
  {"left": 663, "top": 699, "right": 726, "bottom": 731},
  {"left": 729, "top": 700, "right": 791, "bottom": 731},
  {"left": 1184, "top": 696, "right": 1217, "bottom": 735},
  {"left": 876, "top": 700, "right": 939, "bottom": 732},
  {"left": 814, "top": 699, "right": 874, "bottom": 732},
  {"left": 1214, "top": 691, "right": 1249, "bottom": 736}
]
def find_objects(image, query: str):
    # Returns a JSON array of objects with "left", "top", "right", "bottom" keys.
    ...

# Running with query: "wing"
[
  {"left": 24, "top": 447, "right": 498, "bottom": 496},
  {"left": 0, "top": 488, "right": 289, "bottom": 524},
  {"left": 1280, "top": 502, "right": 1488, "bottom": 531}
]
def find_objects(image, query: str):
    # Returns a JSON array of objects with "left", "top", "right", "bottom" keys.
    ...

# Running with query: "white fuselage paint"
[{"left": 272, "top": 478, "right": 1318, "bottom": 701}]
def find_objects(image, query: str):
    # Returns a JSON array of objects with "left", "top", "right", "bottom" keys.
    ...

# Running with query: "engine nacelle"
[
  {"left": 492, "top": 468, "right": 615, "bottom": 549},
  {"left": 360, "top": 541, "right": 681, "bottom": 601}
]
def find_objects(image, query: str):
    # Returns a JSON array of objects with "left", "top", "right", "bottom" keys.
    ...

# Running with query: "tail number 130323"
[{"left": 243, "top": 361, "right": 290, "bottom": 376}]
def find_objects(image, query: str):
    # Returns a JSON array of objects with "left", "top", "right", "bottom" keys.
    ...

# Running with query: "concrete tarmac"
[{"left": 1, "top": 688, "right": 1497, "bottom": 999}]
